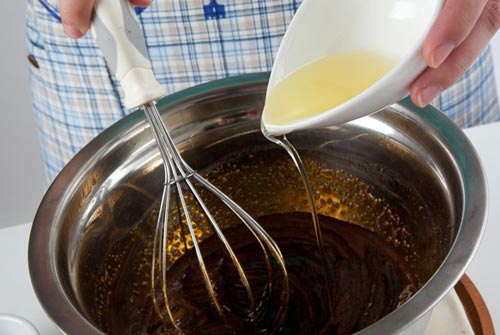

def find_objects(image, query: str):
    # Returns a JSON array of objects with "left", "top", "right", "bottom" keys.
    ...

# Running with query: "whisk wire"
[
  {"left": 145, "top": 103, "right": 229, "bottom": 317},
  {"left": 144, "top": 103, "right": 182, "bottom": 329},
  {"left": 184, "top": 176, "right": 257, "bottom": 309},
  {"left": 143, "top": 104, "right": 174, "bottom": 170},
  {"left": 143, "top": 102, "right": 289, "bottom": 332},
  {"left": 150, "top": 182, "right": 179, "bottom": 329}
]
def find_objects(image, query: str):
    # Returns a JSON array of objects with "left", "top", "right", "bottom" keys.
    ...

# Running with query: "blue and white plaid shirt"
[{"left": 27, "top": 0, "right": 500, "bottom": 183}]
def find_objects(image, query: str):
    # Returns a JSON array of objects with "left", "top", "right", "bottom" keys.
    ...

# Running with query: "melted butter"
[{"left": 262, "top": 51, "right": 395, "bottom": 127}]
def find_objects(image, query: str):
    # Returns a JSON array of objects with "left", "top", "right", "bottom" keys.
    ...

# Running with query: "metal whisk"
[
  {"left": 143, "top": 102, "right": 289, "bottom": 331},
  {"left": 91, "top": 0, "right": 289, "bottom": 331}
]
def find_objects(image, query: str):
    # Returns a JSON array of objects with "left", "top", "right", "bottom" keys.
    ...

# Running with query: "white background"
[{"left": 0, "top": 3, "right": 500, "bottom": 228}]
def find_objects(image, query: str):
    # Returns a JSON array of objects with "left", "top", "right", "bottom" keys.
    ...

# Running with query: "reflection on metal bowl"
[{"left": 28, "top": 73, "right": 486, "bottom": 335}]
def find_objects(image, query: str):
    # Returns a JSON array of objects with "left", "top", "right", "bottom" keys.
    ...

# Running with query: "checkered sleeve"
[{"left": 432, "top": 45, "right": 500, "bottom": 129}]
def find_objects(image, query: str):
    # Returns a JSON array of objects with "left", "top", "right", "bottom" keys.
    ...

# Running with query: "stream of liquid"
[
  {"left": 258, "top": 50, "right": 398, "bottom": 331},
  {"left": 260, "top": 51, "right": 397, "bottom": 329},
  {"left": 262, "top": 131, "right": 335, "bottom": 323}
]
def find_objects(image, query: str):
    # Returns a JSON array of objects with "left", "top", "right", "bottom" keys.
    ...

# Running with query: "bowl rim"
[{"left": 28, "top": 72, "right": 487, "bottom": 335}]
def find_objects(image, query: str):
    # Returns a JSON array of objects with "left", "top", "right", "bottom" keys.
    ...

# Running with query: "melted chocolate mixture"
[{"left": 95, "top": 212, "right": 418, "bottom": 335}]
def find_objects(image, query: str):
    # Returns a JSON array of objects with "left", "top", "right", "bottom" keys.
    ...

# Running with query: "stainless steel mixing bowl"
[{"left": 28, "top": 73, "right": 487, "bottom": 335}]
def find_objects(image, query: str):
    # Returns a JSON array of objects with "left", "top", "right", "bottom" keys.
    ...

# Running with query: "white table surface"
[{"left": 1, "top": 122, "right": 499, "bottom": 335}]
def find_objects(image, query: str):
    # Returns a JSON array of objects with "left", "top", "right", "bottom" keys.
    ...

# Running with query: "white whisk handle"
[{"left": 91, "top": 0, "right": 166, "bottom": 109}]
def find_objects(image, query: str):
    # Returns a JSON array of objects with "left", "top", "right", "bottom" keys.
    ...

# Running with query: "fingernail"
[
  {"left": 63, "top": 25, "right": 83, "bottom": 39},
  {"left": 430, "top": 43, "right": 454, "bottom": 68},
  {"left": 417, "top": 85, "right": 442, "bottom": 107}
]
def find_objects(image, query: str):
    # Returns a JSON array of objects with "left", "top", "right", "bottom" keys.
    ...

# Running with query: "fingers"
[
  {"left": 411, "top": 0, "right": 500, "bottom": 107},
  {"left": 422, "top": 0, "right": 489, "bottom": 68},
  {"left": 60, "top": 0, "right": 152, "bottom": 39},
  {"left": 60, "top": 0, "right": 95, "bottom": 38},
  {"left": 131, "top": 0, "right": 152, "bottom": 7}
]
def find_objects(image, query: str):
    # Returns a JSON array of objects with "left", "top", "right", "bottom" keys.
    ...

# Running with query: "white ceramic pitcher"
[{"left": 262, "top": 0, "right": 444, "bottom": 135}]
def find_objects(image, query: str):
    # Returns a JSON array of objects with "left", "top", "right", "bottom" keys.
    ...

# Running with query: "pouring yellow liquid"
[
  {"left": 262, "top": 50, "right": 397, "bottom": 330},
  {"left": 262, "top": 50, "right": 396, "bottom": 126}
]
